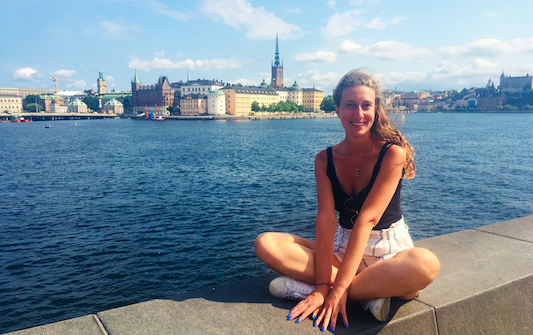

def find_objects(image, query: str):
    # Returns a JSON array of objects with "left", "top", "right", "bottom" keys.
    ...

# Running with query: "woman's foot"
[
  {"left": 269, "top": 276, "right": 316, "bottom": 300},
  {"left": 362, "top": 297, "right": 391, "bottom": 321}
]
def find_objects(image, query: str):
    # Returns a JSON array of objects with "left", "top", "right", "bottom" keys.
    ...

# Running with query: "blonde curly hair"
[{"left": 333, "top": 68, "right": 415, "bottom": 179}]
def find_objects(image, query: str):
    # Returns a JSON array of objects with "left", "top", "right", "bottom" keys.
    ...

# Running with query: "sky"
[{"left": 2, "top": 0, "right": 533, "bottom": 95}]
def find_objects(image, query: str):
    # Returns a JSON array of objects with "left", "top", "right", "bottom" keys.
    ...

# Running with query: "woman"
[{"left": 254, "top": 69, "right": 440, "bottom": 331}]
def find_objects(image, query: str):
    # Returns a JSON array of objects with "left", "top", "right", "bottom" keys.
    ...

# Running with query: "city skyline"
[{"left": 2, "top": 0, "right": 533, "bottom": 94}]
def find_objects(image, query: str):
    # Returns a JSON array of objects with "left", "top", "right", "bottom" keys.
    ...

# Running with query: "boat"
[
  {"left": 45, "top": 123, "right": 52, "bottom": 128},
  {"left": 136, "top": 105, "right": 165, "bottom": 121}
]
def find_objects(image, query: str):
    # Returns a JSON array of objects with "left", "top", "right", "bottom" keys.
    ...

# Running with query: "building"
[
  {"left": 0, "top": 87, "right": 55, "bottom": 98},
  {"left": 39, "top": 95, "right": 64, "bottom": 112},
  {"left": 207, "top": 90, "right": 226, "bottom": 115},
  {"left": 103, "top": 98, "right": 124, "bottom": 114},
  {"left": 499, "top": 71, "right": 533, "bottom": 93},
  {"left": 221, "top": 86, "right": 279, "bottom": 116},
  {"left": 181, "top": 79, "right": 224, "bottom": 98},
  {"left": 50, "top": 102, "right": 68, "bottom": 113},
  {"left": 97, "top": 71, "right": 107, "bottom": 95},
  {"left": 302, "top": 87, "right": 324, "bottom": 112},
  {"left": 180, "top": 94, "right": 207, "bottom": 116},
  {"left": 0, "top": 94, "right": 23, "bottom": 113},
  {"left": 67, "top": 99, "right": 88, "bottom": 113},
  {"left": 271, "top": 34, "right": 284, "bottom": 88},
  {"left": 131, "top": 71, "right": 174, "bottom": 116},
  {"left": 288, "top": 81, "right": 303, "bottom": 105}
]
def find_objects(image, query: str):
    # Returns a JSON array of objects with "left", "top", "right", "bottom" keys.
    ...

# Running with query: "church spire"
[{"left": 274, "top": 33, "right": 281, "bottom": 67}]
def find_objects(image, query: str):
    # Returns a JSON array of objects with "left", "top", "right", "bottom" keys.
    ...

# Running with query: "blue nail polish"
[
  {"left": 313, "top": 321, "right": 317, "bottom": 327},
  {"left": 313, "top": 315, "right": 317, "bottom": 320},
  {"left": 321, "top": 326, "right": 325, "bottom": 331},
  {"left": 287, "top": 313, "right": 291, "bottom": 319},
  {"left": 345, "top": 323, "right": 349, "bottom": 329},
  {"left": 295, "top": 318, "right": 300, "bottom": 323},
  {"left": 331, "top": 326, "right": 335, "bottom": 331}
]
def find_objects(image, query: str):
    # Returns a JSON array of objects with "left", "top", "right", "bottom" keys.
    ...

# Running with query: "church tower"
[
  {"left": 271, "top": 34, "right": 284, "bottom": 88},
  {"left": 97, "top": 71, "right": 107, "bottom": 95}
]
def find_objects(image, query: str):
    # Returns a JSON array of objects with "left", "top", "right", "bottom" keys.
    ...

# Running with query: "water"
[{"left": 1, "top": 114, "right": 532, "bottom": 333}]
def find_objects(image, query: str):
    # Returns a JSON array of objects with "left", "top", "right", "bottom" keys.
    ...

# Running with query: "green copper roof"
[
  {"left": 104, "top": 98, "right": 123, "bottom": 106},
  {"left": 289, "top": 81, "right": 302, "bottom": 91},
  {"left": 132, "top": 69, "right": 141, "bottom": 84},
  {"left": 208, "top": 90, "right": 225, "bottom": 95},
  {"left": 68, "top": 98, "right": 87, "bottom": 106}
]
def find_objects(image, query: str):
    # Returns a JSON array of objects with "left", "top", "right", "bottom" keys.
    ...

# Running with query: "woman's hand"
[
  {"left": 315, "top": 286, "right": 349, "bottom": 331},
  {"left": 286, "top": 285, "right": 330, "bottom": 323}
]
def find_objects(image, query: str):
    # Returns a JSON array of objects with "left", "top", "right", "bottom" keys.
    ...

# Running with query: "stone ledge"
[{"left": 5, "top": 215, "right": 533, "bottom": 335}]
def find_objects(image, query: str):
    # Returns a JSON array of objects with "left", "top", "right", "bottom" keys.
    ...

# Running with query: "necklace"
[{"left": 345, "top": 140, "right": 371, "bottom": 177}]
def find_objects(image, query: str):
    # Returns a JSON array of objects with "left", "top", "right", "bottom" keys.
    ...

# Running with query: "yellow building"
[
  {"left": 302, "top": 87, "right": 324, "bottom": 112},
  {"left": 180, "top": 94, "right": 207, "bottom": 116},
  {"left": 0, "top": 94, "right": 23, "bottom": 113},
  {"left": 221, "top": 86, "right": 279, "bottom": 116}
]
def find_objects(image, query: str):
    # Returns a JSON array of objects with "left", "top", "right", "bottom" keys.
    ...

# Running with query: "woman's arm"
[
  {"left": 314, "top": 149, "right": 338, "bottom": 286},
  {"left": 288, "top": 150, "right": 338, "bottom": 322}
]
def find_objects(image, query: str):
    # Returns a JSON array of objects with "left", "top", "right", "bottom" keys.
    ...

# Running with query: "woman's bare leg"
[
  {"left": 255, "top": 233, "right": 439, "bottom": 301},
  {"left": 254, "top": 232, "right": 340, "bottom": 284},
  {"left": 347, "top": 247, "right": 440, "bottom": 301}
]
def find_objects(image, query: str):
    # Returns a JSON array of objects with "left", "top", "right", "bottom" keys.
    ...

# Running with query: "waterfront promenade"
[{"left": 5, "top": 215, "right": 533, "bottom": 335}]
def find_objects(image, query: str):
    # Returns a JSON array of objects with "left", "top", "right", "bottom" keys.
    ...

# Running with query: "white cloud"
[
  {"left": 294, "top": 51, "right": 337, "bottom": 64},
  {"left": 53, "top": 69, "right": 77, "bottom": 77},
  {"left": 322, "top": 10, "right": 362, "bottom": 37},
  {"left": 339, "top": 40, "right": 432, "bottom": 60},
  {"left": 106, "top": 75, "right": 116, "bottom": 87},
  {"left": 327, "top": 0, "right": 336, "bottom": 7},
  {"left": 390, "top": 17, "right": 406, "bottom": 25},
  {"left": 13, "top": 67, "right": 37, "bottom": 81},
  {"left": 154, "top": 50, "right": 165, "bottom": 57},
  {"left": 100, "top": 21, "right": 139, "bottom": 38},
  {"left": 67, "top": 80, "right": 87, "bottom": 90},
  {"left": 227, "top": 79, "right": 259, "bottom": 86},
  {"left": 144, "top": 0, "right": 192, "bottom": 20},
  {"left": 296, "top": 70, "right": 340, "bottom": 91},
  {"left": 128, "top": 57, "right": 248, "bottom": 71},
  {"left": 383, "top": 58, "right": 497, "bottom": 86},
  {"left": 429, "top": 59, "right": 496, "bottom": 79},
  {"left": 202, "top": 0, "right": 302, "bottom": 40},
  {"left": 365, "top": 16, "right": 405, "bottom": 30},
  {"left": 365, "top": 17, "right": 385, "bottom": 30}
]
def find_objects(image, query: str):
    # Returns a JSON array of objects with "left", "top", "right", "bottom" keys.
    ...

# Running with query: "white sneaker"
[
  {"left": 268, "top": 276, "right": 316, "bottom": 300},
  {"left": 362, "top": 297, "right": 391, "bottom": 321}
]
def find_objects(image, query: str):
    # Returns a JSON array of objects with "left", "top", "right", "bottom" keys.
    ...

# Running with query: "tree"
[
  {"left": 266, "top": 85, "right": 275, "bottom": 92},
  {"left": 123, "top": 96, "right": 133, "bottom": 110},
  {"left": 320, "top": 97, "right": 335, "bottom": 112},
  {"left": 298, "top": 104, "right": 306, "bottom": 112},
  {"left": 268, "top": 103, "right": 277, "bottom": 113},
  {"left": 83, "top": 96, "right": 100, "bottom": 111},
  {"left": 167, "top": 106, "right": 180, "bottom": 115},
  {"left": 260, "top": 104, "right": 267, "bottom": 112},
  {"left": 23, "top": 95, "right": 42, "bottom": 110},
  {"left": 26, "top": 103, "right": 43, "bottom": 112},
  {"left": 251, "top": 101, "right": 260, "bottom": 112}
]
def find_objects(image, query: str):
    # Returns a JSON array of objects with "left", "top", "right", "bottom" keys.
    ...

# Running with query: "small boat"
[{"left": 45, "top": 123, "right": 52, "bottom": 128}]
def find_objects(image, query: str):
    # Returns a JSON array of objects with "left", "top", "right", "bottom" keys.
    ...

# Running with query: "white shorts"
[{"left": 333, "top": 217, "right": 414, "bottom": 274}]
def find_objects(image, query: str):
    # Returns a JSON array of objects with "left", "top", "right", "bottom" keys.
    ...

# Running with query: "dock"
[{"left": 5, "top": 215, "right": 533, "bottom": 334}]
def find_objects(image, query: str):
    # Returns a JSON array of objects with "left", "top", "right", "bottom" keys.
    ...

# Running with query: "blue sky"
[{"left": 2, "top": 0, "right": 533, "bottom": 94}]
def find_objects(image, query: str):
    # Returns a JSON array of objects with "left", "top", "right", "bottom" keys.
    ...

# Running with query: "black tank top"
[{"left": 326, "top": 142, "right": 402, "bottom": 230}]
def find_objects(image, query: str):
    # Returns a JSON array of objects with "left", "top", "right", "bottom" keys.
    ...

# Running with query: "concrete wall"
[{"left": 6, "top": 215, "right": 533, "bottom": 335}]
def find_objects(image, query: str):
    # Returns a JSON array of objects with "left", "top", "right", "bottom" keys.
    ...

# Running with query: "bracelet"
[{"left": 316, "top": 283, "right": 331, "bottom": 286}]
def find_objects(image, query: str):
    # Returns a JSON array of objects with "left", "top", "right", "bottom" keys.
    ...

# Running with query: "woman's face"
[{"left": 335, "top": 85, "right": 376, "bottom": 137}]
